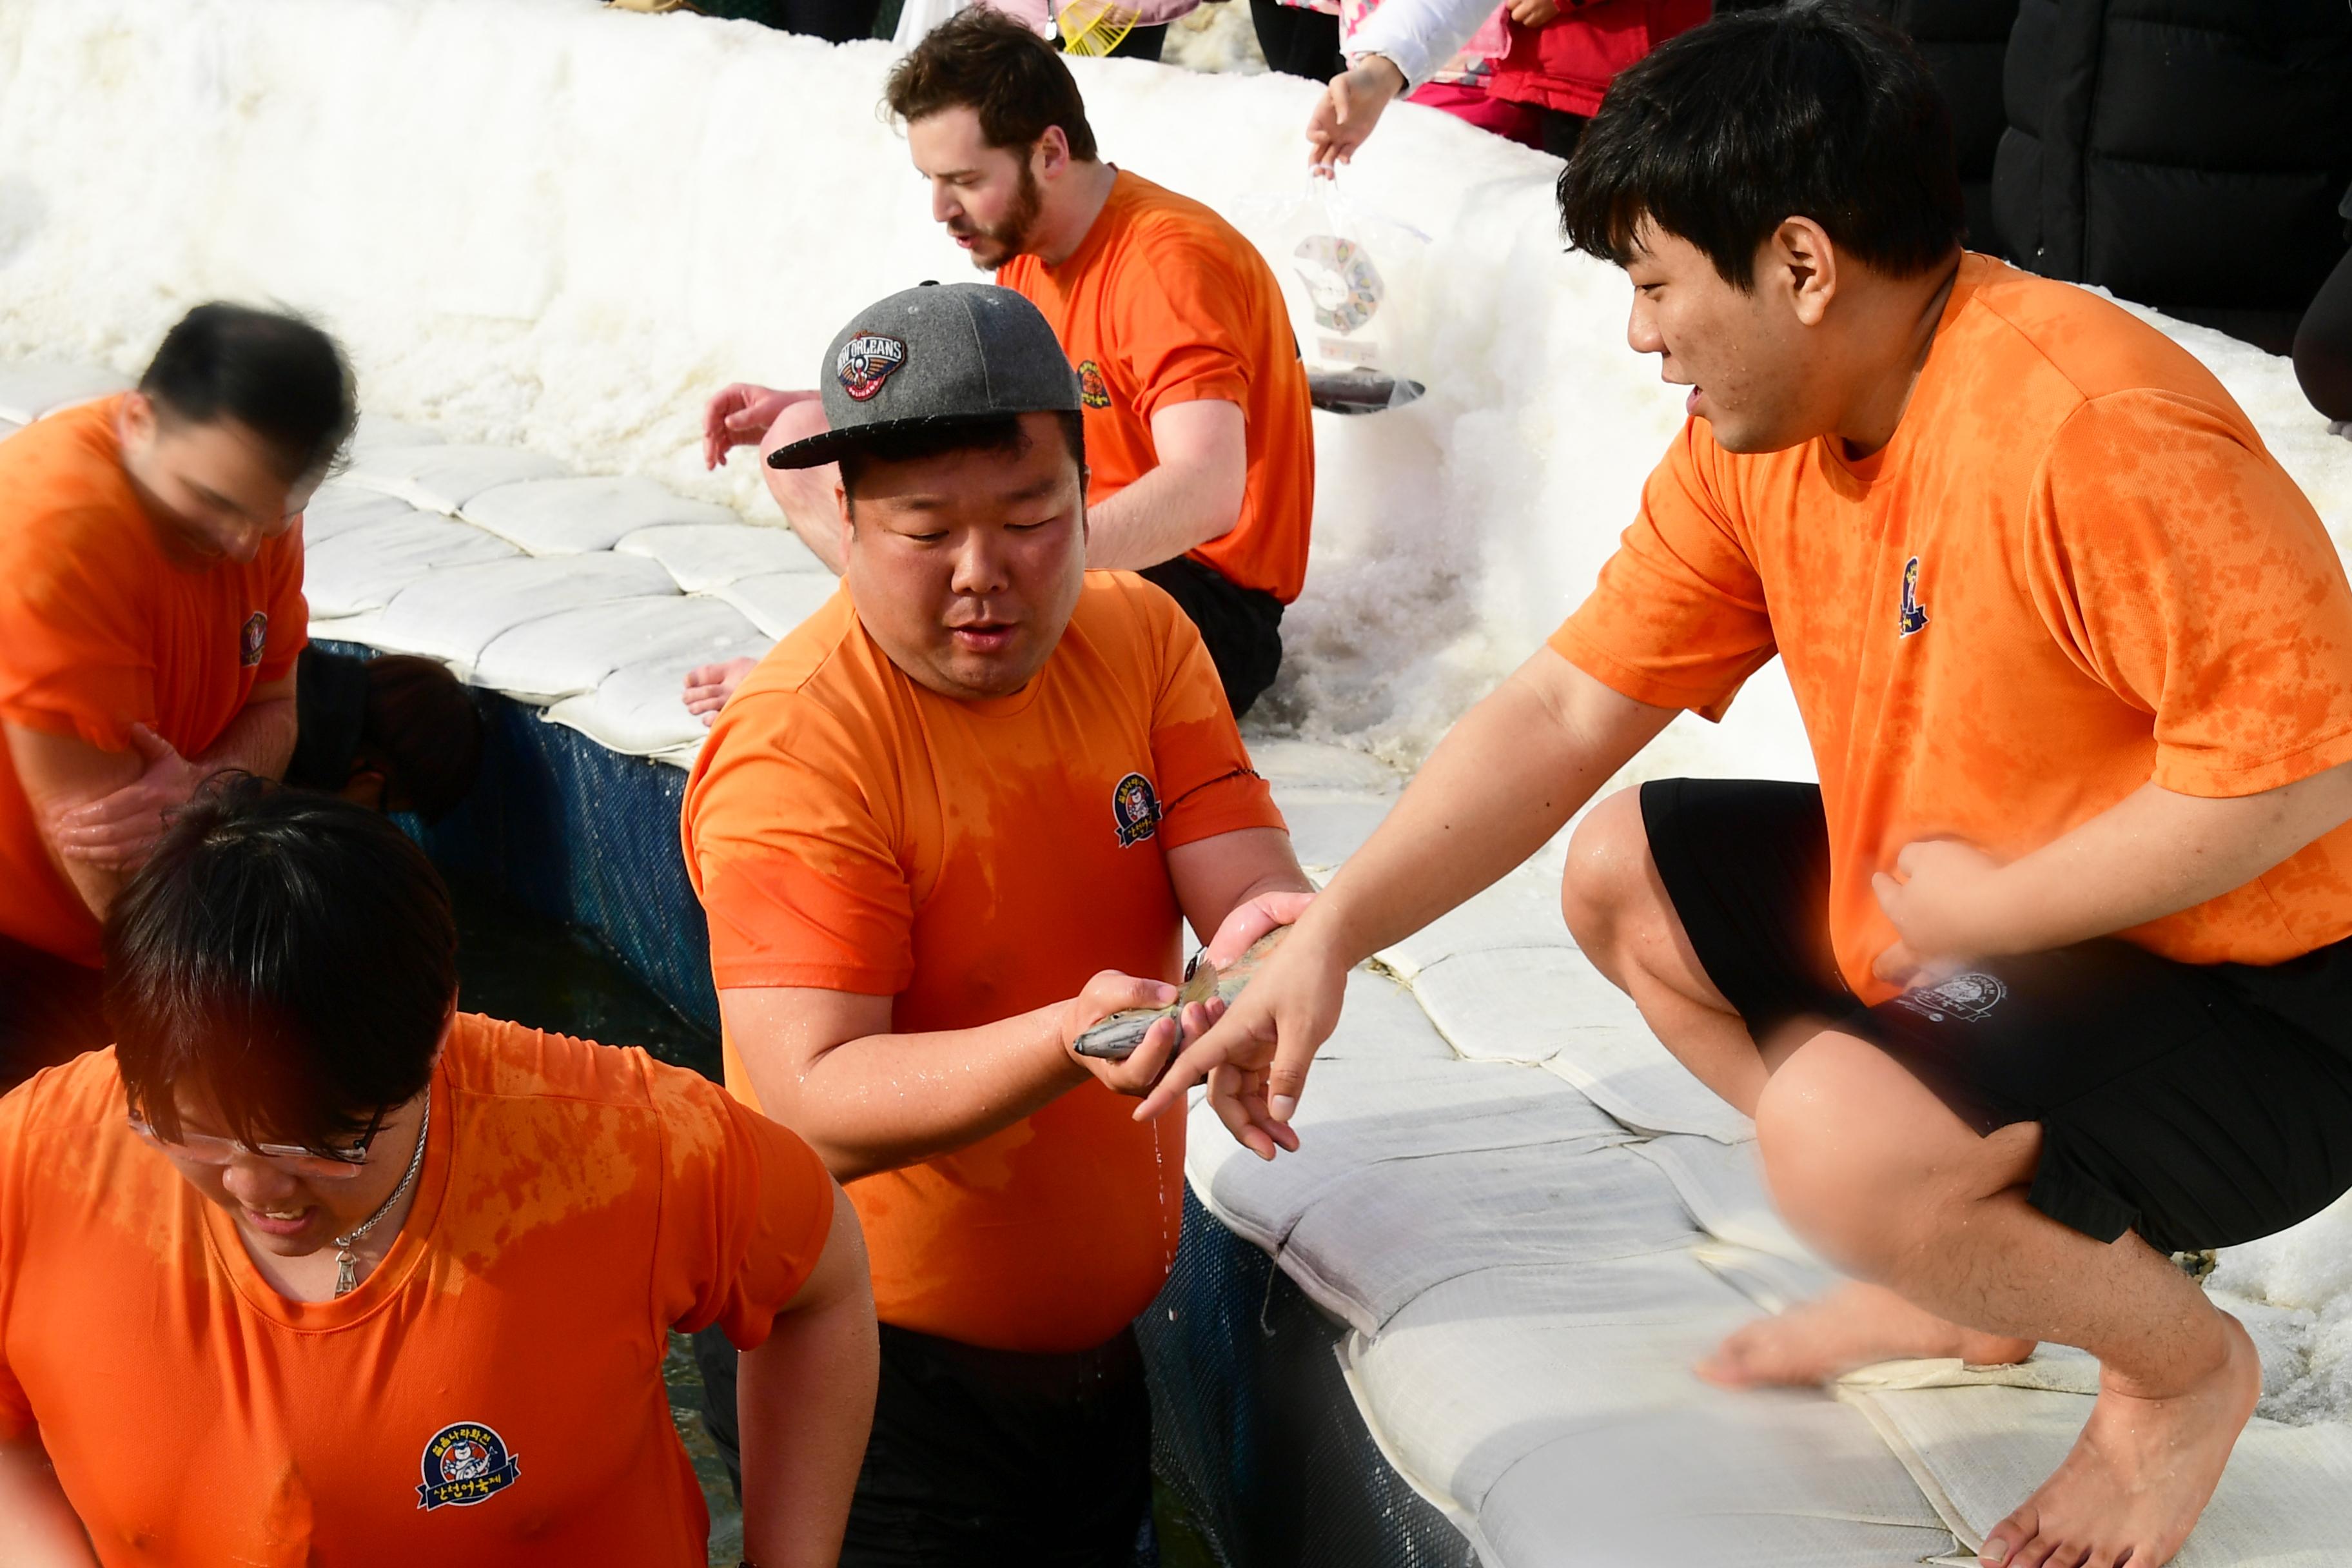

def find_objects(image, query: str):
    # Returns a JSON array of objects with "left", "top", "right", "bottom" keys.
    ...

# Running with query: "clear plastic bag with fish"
[
  {"left": 1236, "top": 178, "right": 1433, "bottom": 393},
  {"left": 1072, "top": 930, "right": 1290, "bottom": 1060}
]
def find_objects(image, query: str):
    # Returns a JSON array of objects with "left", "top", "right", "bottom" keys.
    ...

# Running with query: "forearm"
[
  {"left": 1084, "top": 465, "right": 1242, "bottom": 574},
  {"left": 1297, "top": 650, "right": 1671, "bottom": 965},
  {"left": 194, "top": 695, "right": 297, "bottom": 781},
  {"left": 738, "top": 1190, "right": 878, "bottom": 1568},
  {"left": 0, "top": 1439, "right": 99, "bottom": 1568},
  {"left": 1342, "top": 0, "right": 1494, "bottom": 89}
]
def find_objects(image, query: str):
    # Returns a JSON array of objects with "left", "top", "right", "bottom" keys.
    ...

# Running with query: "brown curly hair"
[{"left": 884, "top": 8, "right": 1099, "bottom": 162}]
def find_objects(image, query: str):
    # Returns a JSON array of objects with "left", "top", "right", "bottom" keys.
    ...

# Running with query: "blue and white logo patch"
[
  {"left": 1897, "top": 556, "right": 1929, "bottom": 638},
  {"left": 416, "top": 1421, "right": 522, "bottom": 1511}
]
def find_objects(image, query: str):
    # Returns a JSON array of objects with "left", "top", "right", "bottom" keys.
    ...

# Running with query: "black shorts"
[
  {"left": 1641, "top": 777, "right": 2352, "bottom": 1256},
  {"left": 696, "top": 1319, "right": 1152, "bottom": 1567},
  {"left": 1139, "top": 555, "right": 1284, "bottom": 720}
]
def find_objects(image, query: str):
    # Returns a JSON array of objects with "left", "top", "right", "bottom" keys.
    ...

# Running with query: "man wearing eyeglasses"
[{"left": 0, "top": 778, "right": 878, "bottom": 1568}]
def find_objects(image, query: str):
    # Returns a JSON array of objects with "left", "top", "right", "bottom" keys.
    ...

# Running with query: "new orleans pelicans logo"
[
  {"left": 1892, "top": 972, "right": 2006, "bottom": 1024},
  {"left": 836, "top": 334, "right": 907, "bottom": 402},
  {"left": 416, "top": 1421, "right": 522, "bottom": 1511},
  {"left": 1077, "top": 359, "right": 1111, "bottom": 409},
  {"left": 1897, "top": 556, "right": 1929, "bottom": 637},
  {"left": 239, "top": 611, "right": 268, "bottom": 667},
  {"left": 1112, "top": 772, "right": 1162, "bottom": 848}
]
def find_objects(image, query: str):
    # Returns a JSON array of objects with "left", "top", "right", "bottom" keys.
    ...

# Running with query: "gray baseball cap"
[{"left": 767, "top": 281, "right": 1082, "bottom": 471}]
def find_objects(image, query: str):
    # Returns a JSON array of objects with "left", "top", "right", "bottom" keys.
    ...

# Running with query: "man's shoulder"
[
  {"left": 1955, "top": 257, "right": 2241, "bottom": 425},
  {"left": 444, "top": 1011, "right": 665, "bottom": 1115},
  {"left": 0, "top": 406, "right": 143, "bottom": 588},
  {"left": 1099, "top": 172, "right": 1251, "bottom": 273},
  {"left": 1068, "top": 570, "right": 1183, "bottom": 664},
  {"left": 0, "top": 1046, "right": 128, "bottom": 1139},
  {"left": 718, "top": 589, "right": 876, "bottom": 732}
]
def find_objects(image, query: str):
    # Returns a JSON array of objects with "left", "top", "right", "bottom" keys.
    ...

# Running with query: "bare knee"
[{"left": 1560, "top": 788, "right": 1660, "bottom": 963}]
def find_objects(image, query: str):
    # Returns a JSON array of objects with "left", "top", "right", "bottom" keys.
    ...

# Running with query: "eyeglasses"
[{"left": 126, "top": 1114, "right": 375, "bottom": 1181}]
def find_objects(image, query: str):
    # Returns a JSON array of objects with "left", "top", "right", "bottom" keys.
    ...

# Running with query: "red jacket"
[{"left": 1487, "top": 0, "right": 1710, "bottom": 118}]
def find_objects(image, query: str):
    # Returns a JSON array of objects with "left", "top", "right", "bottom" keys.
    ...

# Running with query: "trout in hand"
[{"left": 1072, "top": 930, "right": 1289, "bottom": 1060}]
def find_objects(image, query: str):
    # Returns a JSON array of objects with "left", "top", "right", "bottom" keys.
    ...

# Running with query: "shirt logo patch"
[
  {"left": 836, "top": 334, "right": 907, "bottom": 402},
  {"left": 1077, "top": 359, "right": 1112, "bottom": 410},
  {"left": 1897, "top": 556, "right": 1929, "bottom": 637},
  {"left": 1112, "top": 772, "right": 1162, "bottom": 848},
  {"left": 1890, "top": 972, "right": 2006, "bottom": 1024},
  {"left": 416, "top": 1422, "right": 522, "bottom": 1511},
  {"left": 240, "top": 611, "right": 268, "bottom": 667}
]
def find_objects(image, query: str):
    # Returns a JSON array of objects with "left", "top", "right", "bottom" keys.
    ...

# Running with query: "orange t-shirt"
[
  {"left": 999, "top": 170, "right": 1317, "bottom": 603},
  {"left": 681, "top": 575, "right": 1284, "bottom": 1353},
  {"left": 0, "top": 397, "right": 307, "bottom": 967},
  {"left": 0, "top": 1013, "right": 834, "bottom": 1567},
  {"left": 1553, "top": 254, "right": 2352, "bottom": 1002}
]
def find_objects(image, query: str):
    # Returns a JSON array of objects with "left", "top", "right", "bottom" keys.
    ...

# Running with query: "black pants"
[
  {"left": 1248, "top": 0, "right": 1342, "bottom": 79},
  {"left": 2294, "top": 243, "right": 2352, "bottom": 422},
  {"left": 1541, "top": 110, "right": 1588, "bottom": 162},
  {"left": 1138, "top": 556, "right": 1284, "bottom": 719},
  {"left": 700, "top": 0, "right": 883, "bottom": 41},
  {"left": 696, "top": 1321, "right": 1153, "bottom": 1567},
  {"left": 0, "top": 933, "right": 107, "bottom": 1092}
]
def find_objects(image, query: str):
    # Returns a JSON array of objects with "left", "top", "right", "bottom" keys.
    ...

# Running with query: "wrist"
[{"left": 1351, "top": 52, "right": 1407, "bottom": 95}]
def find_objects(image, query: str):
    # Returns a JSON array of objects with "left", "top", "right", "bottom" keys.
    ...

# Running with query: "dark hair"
[
  {"left": 884, "top": 8, "right": 1099, "bottom": 162},
  {"left": 1556, "top": 3, "right": 1965, "bottom": 290},
  {"left": 838, "top": 410, "right": 1088, "bottom": 504},
  {"left": 139, "top": 302, "right": 358, "bottom": 483},
  {"left": 364, "top": 656, "right": 484, "bottom": 823},
  {"left": 106, "top": 774, "right": 455, "bottom": 1153}
]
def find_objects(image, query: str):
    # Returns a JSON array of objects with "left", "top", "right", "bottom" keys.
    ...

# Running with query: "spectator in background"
[
  {"left": 608, "top": 0, "right": 885, "bottom": 41},
  {"left": 284, "top": 648, "right": 485, "bottom": 822},
  {"left": 1339, "top": 0, "right": 1538, "bottom": 146},
  {"left": 1251, "top": 0, "right": 1344, "bottom": 78},
  {"left": 1308, "top": 0, "right": 1705, "bottom": 168},
  {"left": 2295, "top": 196, "right": 2352, "bottom": 430},
  {"left": 0, "top": 302, "right": 352, "bottom": 1090},
  {"left": 977, "top": 0, "right": 1199, "bottom": 61}
]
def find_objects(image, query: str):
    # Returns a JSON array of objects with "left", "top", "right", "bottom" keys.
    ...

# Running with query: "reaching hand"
[
  {"left": 1201, "top": 888, "right": 1317, "bottom": 968},
  {"left": 1871, "top": 838, "right": 2007, "bottom": 988},
  {"left": 1308, "top": 56, "right": 1406, "bottom": 174},
  {"left": 1505, "top": 0, "right": 1560, "bottom": 25},
  {"left": 683, "top": 657, "right": 760, "bottom": 723},
  {"left": 701, "top": 384, "right": 801, "bottom": 471},
  {"left": 1059, "top": 969, "right": 1219, "bottom": 1099},
  {"left": 52, "top": 724, "right": 204, "bottom": 870}
]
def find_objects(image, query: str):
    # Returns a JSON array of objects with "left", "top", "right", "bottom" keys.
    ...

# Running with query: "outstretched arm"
[
  {"left": 0, "top": 1437, "right": 99, "bottom": 1568},
  {"left": 1137, "top": 647, "right": 1675, "bottom": 1152},
  {"left": 1082, "top": 399, "right": 1248, "bottom": 573}
]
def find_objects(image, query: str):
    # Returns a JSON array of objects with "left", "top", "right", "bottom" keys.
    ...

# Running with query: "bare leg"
[{"left": 756, "top": 400, "right": 847, "bottom": 575}]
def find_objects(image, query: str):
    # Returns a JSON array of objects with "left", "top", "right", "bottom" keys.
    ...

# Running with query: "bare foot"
[
  {"left": 1979, "top": 1311, "right": 2259, "bottom": 1568},
  {"left": 1697, "top": 1281, "right": 2037, "bottom": 1388}
]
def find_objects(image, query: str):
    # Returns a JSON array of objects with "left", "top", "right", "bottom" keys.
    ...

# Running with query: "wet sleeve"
[
  {"left": 683, "top": 694, "right": 916, "bottom": 995},
  {"left": 2028, "top": 389, "right": 2352, "bottom": 797},
  {"left": 0, "top": 1088, "right": 34, "bottom": 1442},
  {"left": 644, "top": 1055, "right": 837, "bottom": 1349},
  {"left": 258, "top": 528, "right": 308, "bottom": 685},
  {"left": 1111, "top": 235, "right": 1253, "bottom": 422},
  {"left": 1547, "top": 422, "right": 1776, "bottom": 721},
  {"left": 0, "top": 507, "right": 153, "bottom": 749},
  {"left": 1138, "top": 582, "right": 1286, "bottom": 848}
]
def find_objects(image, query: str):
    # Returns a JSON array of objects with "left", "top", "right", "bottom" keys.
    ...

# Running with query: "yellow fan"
[{"left": 1056, "top": 0, "right": 1140, "bottom": 55}]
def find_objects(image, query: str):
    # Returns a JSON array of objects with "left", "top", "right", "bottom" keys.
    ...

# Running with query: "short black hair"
[
  {"left": 1557, "top": 2, "right": 1965, "bottom": 290},
  {"left": 364, "top": 655, "right": 484, "bottom": 823},
  {"left": 884, "top": 7, "right": 1099, "bottom": 162},
  {"left": 106, "top": 775, "right": 455, "bottom": 1153},
  {"left": 837, "top": 410, "right": 1088, "bottom": 505},
  {"left": 139, "top": 302, "right": 358, "bottom": 483}
]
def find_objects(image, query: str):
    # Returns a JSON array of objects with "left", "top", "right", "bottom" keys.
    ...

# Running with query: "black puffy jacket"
[
  {"left": 1849, "top": 0, "right": 2022, "bottom": 250},
  {"left": 1994, "top": 0, "right": 2352, "bottom": 349}
]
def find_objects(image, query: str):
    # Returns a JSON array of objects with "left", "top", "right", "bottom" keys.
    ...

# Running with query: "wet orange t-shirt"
[
  {"left": 681, "top": 575, "right": 1284, "bottom": 1353},
  {"left": 999, "top": 170, "right": 1317, "bottom": 603},
  {"left": 0, "top": 397, "right": 306, "bottom": 967},
  {"left": 1553, "top": 255, "right": 2352, "bottom": 1001},
  {"left": 0, "top": 1014, "right": 834, "bottom": 1567}
]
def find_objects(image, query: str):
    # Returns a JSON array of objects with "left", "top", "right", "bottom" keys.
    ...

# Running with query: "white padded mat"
[
  {"left": 472, "top": 594, "right": 761, "bottom": 705},
  {"left": 347, "top": 413, "right": 443, "bottom": 456},
  {"left": 547, "top": 636, "right": 770, "bottom": 758},
  {"left": 460, "top": 475, "right": 737, "bottom": 556},
  {"left": 302, "top": 513, "right": 520, "bottom": 618},
  {"left": 339, "top": 443, "right": 568, "bottom": 514},
  {"left": 301, "top": 485, "right": 429, "bottom": 546},
  {"left": 1280, "top": 789, "right": 1396, "bottom": 872},
  {"left": 364, "top": 553, "right": 678, "bottom": 671},
  {"left": 616, "top": 521, "right": 827, "bottom": 591},
  {"left": 715, "top": 571, "right": 843, "bottom": 640},
  {"left": 0, "top": 362, "right": 128, "bottom": 423},
  {"left": 1373, "top": 861, "right": 1570, "bottom": 981}
]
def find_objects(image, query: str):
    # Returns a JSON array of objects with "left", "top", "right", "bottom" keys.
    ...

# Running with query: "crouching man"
[
  {"left": 0, "top": 779, "right": 876, "bottom": 1567},
  {"left": 1146, "top": 11, "right": 2352, "bottom": 1567},
  {"left": 682, "top": 281, "right": 1309, "bottom": 1563}
]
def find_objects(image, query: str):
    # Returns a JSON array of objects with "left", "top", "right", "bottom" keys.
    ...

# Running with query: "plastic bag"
[{"left": 1240, "top": 177, "right": 1432, "bottom": 386}]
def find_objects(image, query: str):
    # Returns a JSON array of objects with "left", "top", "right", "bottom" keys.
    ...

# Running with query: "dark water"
[{"left": 447, "top": 875, "right": 1219, "bottom": 1568}]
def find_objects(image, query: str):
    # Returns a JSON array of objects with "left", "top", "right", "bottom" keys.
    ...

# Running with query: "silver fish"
[{"left": 1072, "top": 930, "right": 1289, "bottom": 1060}]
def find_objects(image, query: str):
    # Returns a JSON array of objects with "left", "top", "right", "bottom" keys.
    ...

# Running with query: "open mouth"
[
  {"left": 241, "top": 1204, "right": 315, "bottom": 1237},
  {"left": 948, "top": 622, "right": 1015, "bottom": 653}
]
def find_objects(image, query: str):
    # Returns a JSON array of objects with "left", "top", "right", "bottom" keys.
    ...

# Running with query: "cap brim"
[{"left": 766, "top": 410, "right": 1073, "bottom": 471}]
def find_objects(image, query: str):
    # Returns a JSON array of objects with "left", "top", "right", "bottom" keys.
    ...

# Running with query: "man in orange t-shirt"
[
  {"left": 1152, "top": 13, "right": 2352, "bottom": 1567},
  {"left": 682, "top": 282, "right": 1309, "bottom": 1563},
  {"left": 693, "top": 9, "right": 1313, "bottom": 720},
  {"left": 0, "top": 780, "right": 876, "bottom": 1567},
  {"left": 0, "top": 304, "right": 353, "bottom": 1088}
]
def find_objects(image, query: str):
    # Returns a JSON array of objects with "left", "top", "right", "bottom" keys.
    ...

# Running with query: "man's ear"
[
  {"left": 1034, "top": 126, "right": 1071, "bottom": 181},
  {"left": 1771, "top": 217, "right": 1839, "bottom": 328},
  {"left": 117, "top": 389, "right": 158, "bottom": 453},
  {"left": 834, "top": 480, "right": 856, "bottom": 558}
]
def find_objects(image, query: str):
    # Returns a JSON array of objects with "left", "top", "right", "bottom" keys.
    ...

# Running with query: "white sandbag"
[
  {"left": 302, "top": 514, "right": 520, "bottom": 619},
  {"left": 1690, "top": 1239, "right": 1841, "bottom": 1317},
  {"left": 338, "top": 443, "right": 568, "bottom": 514},
  {"left": 472, "top": 594, "right": 761, "bottom": 705},
  {"left": 300, "top": 484, "right": 428, "bottom": 545},
  {"left": 1314, "top": 968, "right": 1458, "bottom": 1066},
  {"left": 0, "top": 362, "right": 126, "bottom": 423},
  {"left": 547, "top": 634, "right": 772, "bottom": 757},
  {"left": 365, "top": 553, "right": 678, "bottom": 671},
  {"left": 0, "top": 418, "right": 21, "bottom": 440},
  {"left": 1247, "top": 738, "right": 1403, "bottom": 796},
  {"left": 347, "top": 413, "right": 442, "bottom": 456},
  {"left": 1279, "top": 787, "right": 1394, "bottom": 872},
  {"left": 1631, "top": 1134, "right": 1820, "bottom": 1266},
  {"left": 616, "top": 520, "right": 828, "bottom": 591},
  {"left": 716, "top": 571, "right": 842, "bottom": 639},
  {"left": 1374, "top": 861, "right": 1569, "bottom": 981},
  {"left": 460, "top": 474, "right": 737, "bottom": 556}
]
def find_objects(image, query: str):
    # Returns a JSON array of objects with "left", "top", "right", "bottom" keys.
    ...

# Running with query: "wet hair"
[
  {"left": 363, "top": 655, "right": 484, "bottom": 823},
  {"left": 138, "top": 302, "right": 358, "bottom": 483},
  {"left": 106, "top": 774, "right": 454, "bottom": 1154},
  {"left": 837, "top": 410, "right": 1088, "bottom": 505},
  {"left": 883, "top": 7, "right": 1099, "bottom": 162},
  {"left": 1556, "top": 2, "right": 1965, "bottom": 291}
]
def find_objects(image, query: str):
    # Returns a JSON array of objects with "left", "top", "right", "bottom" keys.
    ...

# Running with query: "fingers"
[
  {"left": 1264, "top": 1028, "right": 1315, "bottom": 1126},
  {"left": 1206, "top": 1064, "right": 1279, "bottom": 1161},
  {"left": 126, "top": 723, "right": 175, "bottom": 763}
]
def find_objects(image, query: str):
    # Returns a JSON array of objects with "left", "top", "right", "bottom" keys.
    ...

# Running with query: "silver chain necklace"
[{"left": 331, "top": 1099, "right": 430, "bottom": 1298}]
